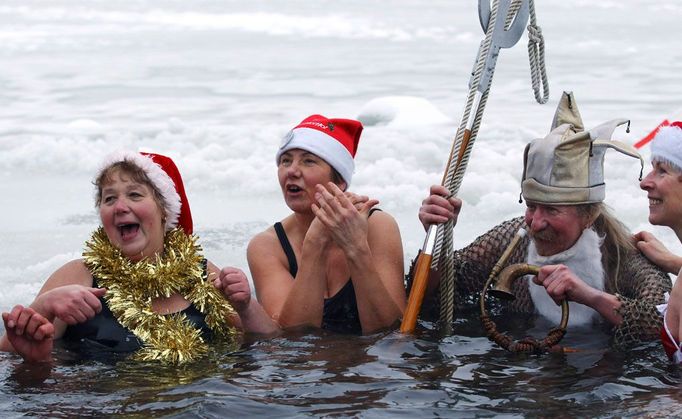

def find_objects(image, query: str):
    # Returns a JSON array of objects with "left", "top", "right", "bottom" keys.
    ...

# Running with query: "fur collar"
[{"left": 527, "top": 228, "right": 605, "bottom": 327}]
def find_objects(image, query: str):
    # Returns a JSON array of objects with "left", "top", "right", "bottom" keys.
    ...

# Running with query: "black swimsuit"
[
  {"left": 274, "top": 209, "right": 380, "bottom": 335},
  {"left": 63, "top": 276, "right": 212, "bottom": 354}
]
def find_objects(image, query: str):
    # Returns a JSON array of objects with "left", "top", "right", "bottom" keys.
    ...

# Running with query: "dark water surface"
[{"left": 2, "top": 316, "right": 682, "bottom": 418}]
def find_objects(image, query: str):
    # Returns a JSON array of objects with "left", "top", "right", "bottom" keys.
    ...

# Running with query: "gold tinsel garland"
[{"left": 82, "top": 227, "right": 238, "bottom": 364}]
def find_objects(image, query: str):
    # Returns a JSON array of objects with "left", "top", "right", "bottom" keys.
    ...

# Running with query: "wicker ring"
[{"left": 480, "top": 263, "right": 569, "bottom": 353}]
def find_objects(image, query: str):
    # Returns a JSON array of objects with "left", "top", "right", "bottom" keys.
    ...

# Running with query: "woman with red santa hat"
[
  {"left": 1, "top": 151, "right": 278, "bottom": 364},
  {"left": 247, "top": 115, "right": 406, "bottom": 334},
  {"left": 635, "top": 122, "right": 682, "bottom": 363}
]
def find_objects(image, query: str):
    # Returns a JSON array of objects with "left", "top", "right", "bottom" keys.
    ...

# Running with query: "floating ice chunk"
[{"left": 357, "top": 96, "right": 451, "bottom": 128}]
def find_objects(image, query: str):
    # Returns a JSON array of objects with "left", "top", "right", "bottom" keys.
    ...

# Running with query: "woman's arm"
[
  {"left": 634, "top": 230, "right": 682, "bottom": 274},
  {"left": 248, "top": 220, "right": 330, "bottom": 330},
  {"left": 312, "top": 183, "right": 405, "bottom": 333},
  {"left": 1, "top": 259, "right": 97, "bottom": 360},
  {"left": 351, "top": 211, "right": 406, "bottom": 332},
  {"left": 664, "top": 275, "right": 682, "bottom": 345},
  {"left": 1, "top": 306, "right": 54, "bottom": 362},
  {"left": 208, "top": 262, "right": 280, "bottom": 335}
]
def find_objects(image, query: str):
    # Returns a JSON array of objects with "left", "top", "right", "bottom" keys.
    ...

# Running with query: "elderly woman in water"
[
  {"left": 634, "top": 122, "right": 682, "bottom": 363},
  {"left": 1, "top": 151, "right": 278, "bottom": 364},
  {"left": 246, "top": 115, "right": 406, "bottom": 334}
]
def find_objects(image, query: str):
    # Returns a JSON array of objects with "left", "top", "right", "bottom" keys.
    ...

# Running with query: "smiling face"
[
  {"left": 277, "top": 149, "right": 346, "bottom": 213},
  {"left": 98, "top": 168, "right": 166, "bottom": 261},
  {"left": 640, "top": 160, "right": 682, "bottom": 232},
  {"left": 524, "top": 203, "right": 588, "bottom": 256}
]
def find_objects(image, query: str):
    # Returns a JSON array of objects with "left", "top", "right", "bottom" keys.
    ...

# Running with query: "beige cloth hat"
[{"left": 521, "top": 91, "right": 643, "bottom": 205}]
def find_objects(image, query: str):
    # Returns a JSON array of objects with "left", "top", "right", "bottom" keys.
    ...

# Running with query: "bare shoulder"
[
  {"left": 37, "top": 259, "right": 93, "bottom": 294},
  {"left": 247, "top": 226, "right": 279, "bottom": 257},
  {"left": 366, "top": 209, "right": 405, "bottom": 282},
  {"left": 368, "top": 210, "right": 400, "bottom": 233},
  {"left": 50, "top": 259, "right": 92, "bottom": 283},
  {"left": 247, "top": 223, "right": 295, "bottom": 289},
  {"left": 367, "top": 210, "right": 403, "bottom": 254}
]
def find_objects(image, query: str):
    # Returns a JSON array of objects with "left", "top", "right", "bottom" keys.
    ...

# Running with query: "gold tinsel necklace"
[{"left": 82, "top": 227, "right": 238, "bottom": 364}]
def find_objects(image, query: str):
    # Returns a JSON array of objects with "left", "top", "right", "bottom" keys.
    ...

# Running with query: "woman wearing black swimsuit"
[{"left": 247, "top": 115, "right": 406, "bottom": 334}]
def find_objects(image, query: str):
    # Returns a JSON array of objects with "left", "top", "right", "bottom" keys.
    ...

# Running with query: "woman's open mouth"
[
  {"left": 118, "top": 223, "right": 140, "bottom": 241},
  {"left": 287, "top": 185, "right": 303, "bottom": 194}
]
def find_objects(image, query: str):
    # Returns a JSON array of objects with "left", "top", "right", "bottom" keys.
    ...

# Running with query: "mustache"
[{"left": 529, "top": 229, "right": 558, "bottom": 242}]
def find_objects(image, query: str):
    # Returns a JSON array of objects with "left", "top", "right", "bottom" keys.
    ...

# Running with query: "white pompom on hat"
[
  {"left": 96, "top": 150, "right": 193, "bottom": 234},
  {"left": 275, "top": 114, "right": 363, "bottom": 186},
  {"left": 650, "top": 122, "right": 682, "bottom": 171}
]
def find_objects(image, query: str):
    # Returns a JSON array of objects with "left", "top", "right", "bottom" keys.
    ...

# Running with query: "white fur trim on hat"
[
  {"left": 275, "top": 127, "right": 355, "bottom": 185},
  {"left": 651, "top": 125, "right": 682, "bottom": 171},
  {"left": 96, "top": 150, "right": 181, "bottom": 231}
]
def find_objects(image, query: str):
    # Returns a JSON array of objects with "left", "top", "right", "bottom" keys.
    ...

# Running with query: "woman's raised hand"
[
  {"left": 213, "top": 267, "right": 252, "bottom": 313},
  {"left": 2, "top": 305, "right": 55, "bottom": 362},
  {"left": 212, "top": 265, "right": 280, "bottom": 335},
  {"left": 311, "top": 182, "right": 379, "bottom": 253},
  {"left": 634, "top": 230, "right": 682, "bottom": 274},
  {"left": 343, "top": 191, "right": 369, "bottom": 211}
]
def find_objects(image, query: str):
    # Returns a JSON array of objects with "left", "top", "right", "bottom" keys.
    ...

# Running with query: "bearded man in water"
[{"left": 413, "top": 92, "right": 671, "bottom": 347}]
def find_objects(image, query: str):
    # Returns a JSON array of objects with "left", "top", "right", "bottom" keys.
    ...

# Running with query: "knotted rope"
[{"left": 527, "top": 0, "right": 549, "bottom": 104}]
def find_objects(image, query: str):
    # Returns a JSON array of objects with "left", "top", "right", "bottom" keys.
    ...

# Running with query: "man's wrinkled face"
[{"left": 524, "top": 203, "right": 586, "bottom": 256}]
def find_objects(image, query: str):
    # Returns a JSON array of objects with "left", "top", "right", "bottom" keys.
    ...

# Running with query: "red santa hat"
[
  {"left": 651, "top": 121, "right": 682, "bottom": 171},
  {"left": 275, "top": 114, "right": 363, "bottom": 185},
  {"left": 97, "top": 150, "right": 193, "bottom": 235}
]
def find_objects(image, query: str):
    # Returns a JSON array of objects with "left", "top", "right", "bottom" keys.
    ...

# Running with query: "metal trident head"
[
  {"left": 478, "top": 0, "right": 529, "bottom": 48},
  {"left": 473, "top": 0, "right": 531, "bottom": 95}
]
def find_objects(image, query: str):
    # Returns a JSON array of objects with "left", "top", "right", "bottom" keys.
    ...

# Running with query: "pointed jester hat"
[{"left": 521, "top": 91, "right": 643, "bottom": 205}]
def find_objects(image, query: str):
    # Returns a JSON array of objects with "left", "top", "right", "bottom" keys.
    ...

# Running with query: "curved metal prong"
[
  {"left": 478, "top": 0, "right": 530, "bottom": 48},
  {"left": 478, "top": 0, "right": 492, "bottom": 32}
]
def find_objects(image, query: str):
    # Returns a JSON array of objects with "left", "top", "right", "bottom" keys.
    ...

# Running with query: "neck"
[
  {"left": 292, "top": 210, "right": 316, "bottom": 231},
  {"left": 674, "top": 226, "right": 682, "bottom": 244},
  {"left": 129, "top": 249, "right": 163, "bottom": 263},
  {"left": 127, "top": 240, "right": 165, "bottom": 263}
]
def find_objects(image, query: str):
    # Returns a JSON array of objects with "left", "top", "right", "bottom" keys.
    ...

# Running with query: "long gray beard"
[{"left": 526, "top": 228, "right": 605, "bottom": 327}]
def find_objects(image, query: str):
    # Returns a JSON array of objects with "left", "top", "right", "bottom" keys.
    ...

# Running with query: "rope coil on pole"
[
  {"left": 434, "top": 6, "right": 498, "bottom": 330},
  {"left": 435, "top": 0, "right": 512, "bottom": 330},
  {"left": 400, "top": 0, "right": 548, "bottom": 334}
]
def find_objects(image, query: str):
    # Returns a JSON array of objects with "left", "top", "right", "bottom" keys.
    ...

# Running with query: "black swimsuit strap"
[
  {"left": 273, "top": 209, "right": 381, "bottom": 278},
  {"left": 274, "top": 222, "right": 298, "bottom": 277}
]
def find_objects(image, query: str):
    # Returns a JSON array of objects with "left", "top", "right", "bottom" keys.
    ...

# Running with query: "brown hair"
[
  {"left": 94, "top": 160, "right": 166, "bottom": 214},
  {"left": 330, "top": 167, "right": 347, "bottom": 191}
]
